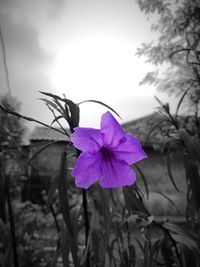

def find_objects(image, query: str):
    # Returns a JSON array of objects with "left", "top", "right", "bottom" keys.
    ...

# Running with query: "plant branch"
[{"left": 0, "top": 104, "right": 66, "bottom": 135}]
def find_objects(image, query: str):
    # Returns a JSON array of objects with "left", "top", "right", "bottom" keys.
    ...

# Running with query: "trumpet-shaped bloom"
[{"left": 71, "top": 111, "right": 147, "bottom": 189}]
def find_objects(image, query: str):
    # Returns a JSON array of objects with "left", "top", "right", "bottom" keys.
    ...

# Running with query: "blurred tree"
[
  {"left": 136, "top": 0, "right": 200, "bottom": 111},
  {"left": 0, "top": 94, "right": 23, "bottom": 223},
  {"left": 0, "top": 94, "right": 25, "bottom": 266}
]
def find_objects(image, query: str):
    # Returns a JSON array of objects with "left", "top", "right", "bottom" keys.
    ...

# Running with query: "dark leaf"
[
  {"left": 180, "top": 129, "right": 200, "bottom": 163},
  {"left": 78, "top": 99, "right": 122, "bottom": 119},
  {"left": 175, "top": 85, "right": 191, "bottom": 120},
  {"left": 96, "top": 187, "right": 111, "bottom": 256},
  {"left": 129, "top": 245, "right": 136, "bottom": 267},
  {"left": 134, "top": 165, "right": 149, "bottom": 198},
  {"left": 163, "top": 222, "right": 199, "bottom": 250},
  {"left": 144, "top": 226, "right": 152, "bottom": 267},
  {"left": 155, "top": 96, "right": 167, "bottom": 111},
  {"left": 123, "top": 186, "right": 149, "bottom": 215},
  {"left": 57, "top": 150, "right": 79, "bottom": 267},
  {"left": 144, "top": 121, "right": 162, "bottom": 147},
  {"left": 70, "top": 205, "right": 80, "bottom": 247},
  {"left": 60, "top": 225, "right": 70, "bottom": 267},
  {"left": 166, "top": 144, "right": 180, "bottom": 192},
  {"left": 64, "top": 99, "right": 80, "bottom": 130},
  {"left": 0, "top": 104, "right": 65, "bottom": 135},
  {"left": 39, "top": 98, "right": 59, "bottom": 110},
  {"left": 154, "top": 191, "right": 181, "bottom": 213},
  {"left": 39, "top": 91, "right": 63, "bottom": 101},
  {"left": 183, "top": 246, "right": 200, "bottom": 267},
  {"left": 50, "top": 249, "right": 61, "bottom": 267},
  {"left": 80, "top": 224, "right": 93, "bottom": 266},
  {"left": 170, "top": 232, "right": 198, "bottom": 251},
  {"left": 161, "top": 235, "right": 176, "bottom": 267},
  {"left": 136, "top": 239, "right": 144, "bottom": 253},
  {"left": 46, "top": 174, "right": 58, "bottom": 211},
  {"left": 28, "top": 140, "right": 67, "bottom": 164},
  {"left": 52, "top": 98, "right": 69, "bottom": 121},
  {"left": 50, "top": 115, "right": 63, "bottom": 127},
  {"left": 183, "top": 155, "right": 200, "bottom": 211},
  {"left": 50, "top": 237, "right": 61, "bottom": 267},
  {"left": 122, "top": 250, "right": 130, "bottom": 267}
]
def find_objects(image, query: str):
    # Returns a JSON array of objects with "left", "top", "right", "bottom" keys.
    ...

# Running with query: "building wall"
[
  {"left": 136, "top": 147, "right": 187, "bottom": 215},
  {"left": 24, "top": 141, "right": 75, "bottom": 203},
  {"left": 30, "top": 141, "right": 67, "bottom": 177}
]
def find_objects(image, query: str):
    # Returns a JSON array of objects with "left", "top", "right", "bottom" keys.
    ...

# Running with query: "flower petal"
[
  {"left": 113, "top": 134, "right": 147, "bottom": 164},
  {"left": 71, "top": 127, "right": 103, "bottom": 153},
  {"left": 100, "top": 158, "right": 136, "bottom": 188},
  {"left": 101, "top": 111, "right": 125, "bottom": 147},
  {"left": 71, "top": 152, "right": 103, "bottom": 189}
]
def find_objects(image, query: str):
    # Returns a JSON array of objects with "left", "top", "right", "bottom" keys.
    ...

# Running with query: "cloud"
[{"left": 0, "top": 0, "right": 66, "bottom": 126}]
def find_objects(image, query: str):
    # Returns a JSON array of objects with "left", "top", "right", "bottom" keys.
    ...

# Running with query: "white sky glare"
[{"left": 0, "top": 0, "right": 176, "bottom": 128}]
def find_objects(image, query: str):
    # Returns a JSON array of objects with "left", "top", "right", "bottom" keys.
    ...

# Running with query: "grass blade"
[
  {"left": 166, "top": 145, "right": 180, "bottom": 193},
  {"left": 154, "top": 191, "right": 181, "bottom": 214},
  {"left": 134, "top": 165, "right": 149, "bottom": 199}
]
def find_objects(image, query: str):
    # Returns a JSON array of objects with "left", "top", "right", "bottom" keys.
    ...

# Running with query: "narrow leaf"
[
  {"left": 134, "top": 165, "right": 149, "bottom": 199},
  {"left": 46, "top": 174, "right": 58, "bottom": 210},
  {"left": 57, "top": 150, "right": 79, "bottom": 267},
  {"left": 175, "top": 85, "right": 191, "bottom": 120},
  {"left": 166, "top": 145, "right": 180, "bottom": 192},
  {"left": 64, "top": 99, "right": 80, "bottom": 130},
  {"left": 97, "top": 187, "right": 111, "bottom": 261},
  {"left": 123, "top": 250, "right": 130, "bottom": 267},
  {"left": 78, "top": 99, "right": 122, "bottom": 119},
  {"left": 129, "top": 245, "right": 136, "bottom": 267},
  {"left": 39, "top": 98, "right": 58, "bottom": 110},
  {"left": 50, "top": 237, "right": 61, "bottom": 267},
  {"left": 28, "top": 140, "right": 67, "bottom": 164},
  {"left": 60, "top": 225, "right": 70, "bottom": 267},
  {"left": 0, "top": 104, "right": 66, "bottom": 135},
  {"left": 39, "top": 91, "right": 63, "bottom": 101},
  {"left": 154, "top": 191, "right": 181, "bottom": 214},
  {"left": 144, "top": 121, "right": 161, "bottom": 146},
  {"left": 183, "top": 155, "right": 200, "bottom": 211},
  {"left": 161, "top": 235, "right": 176, "bottom": 267},
  {"left": 50, "top": 115, "right": 64, "bottom": 127},
  {"left": 180, "top": 129, "right": 200, "bottom": 163}
]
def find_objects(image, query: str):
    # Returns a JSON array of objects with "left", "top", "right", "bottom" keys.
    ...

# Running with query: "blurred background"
[
  {"left": 1, "top": 0, "right": 200, "bottom": 266},
  {"left": 0, "top": 0, "right": 177, "bottom": 129}
]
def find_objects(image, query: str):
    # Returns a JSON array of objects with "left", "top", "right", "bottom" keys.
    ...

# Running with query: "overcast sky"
[{"left": 0, "top": 0, "right": 177, "bottom": 129}]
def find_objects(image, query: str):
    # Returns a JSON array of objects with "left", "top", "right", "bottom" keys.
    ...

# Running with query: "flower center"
[{"left": 100, "top": 146, "right": 114, "bottom": 161}]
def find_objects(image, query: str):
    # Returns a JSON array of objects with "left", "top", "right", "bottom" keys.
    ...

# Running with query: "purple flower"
[{"left": 71, "top": 111, "right": 147, "bottom": 189}]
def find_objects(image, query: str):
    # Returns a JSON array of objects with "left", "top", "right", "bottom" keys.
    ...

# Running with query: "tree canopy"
[
  {"left": 136, "top": 0, "right": 200, "bottom": 110},
  {"left": 0, "top": 94, "right": 23, "bottom": 144}
]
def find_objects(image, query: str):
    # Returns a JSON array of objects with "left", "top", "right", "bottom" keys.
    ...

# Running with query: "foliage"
[
  {"left": 136, "top": 0, "right": 200, "bottom": 110},
  {"left": 1, "top": 91, "right": 200, "bottom": 267},
  {"left": 0, "top": 94, "right": 22, "bottom": 141},
  {"left": 1, "top": 1, "right": 200, "bottom": 266}
]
